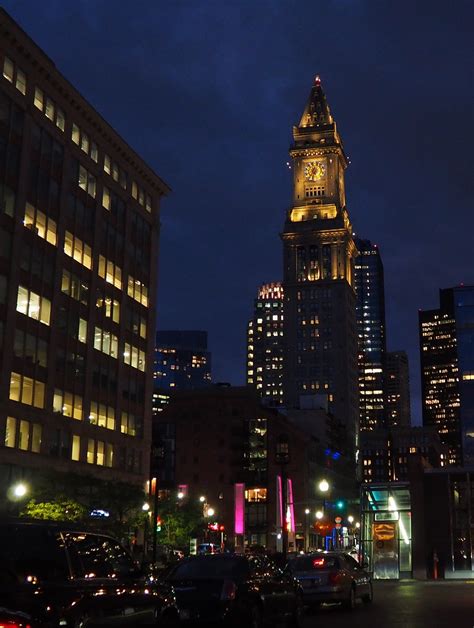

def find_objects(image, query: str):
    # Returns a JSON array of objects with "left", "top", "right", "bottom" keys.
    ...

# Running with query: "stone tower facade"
[{"left": 281, "top": 77, "right": 358, "bottom": 455}]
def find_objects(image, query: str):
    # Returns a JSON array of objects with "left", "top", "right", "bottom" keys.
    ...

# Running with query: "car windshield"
[
  {"left": 289, "top": 555, "right": 338, "bottom": 571},
  {"left": 0, "top": 524, "right": 69, "bottom": 582},
  {"left": 168, "top": 557, "right": 249, "bottom": 580}
]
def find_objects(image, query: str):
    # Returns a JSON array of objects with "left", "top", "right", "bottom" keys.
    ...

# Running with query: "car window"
[
  {"left": 342, "top": 554, "right": 361, "bottom": 571},
  {"left": 168, "top": 557, "right": 249, "bottom": 580},
  {"left": 289, "top": 555, "right": 339, "bottom": 571},
  {"left": 0, "top": 524, "right": 69, "bottom": 582},
  {"left": 64, "top": 532, "right": 115, "bottom": 578}
]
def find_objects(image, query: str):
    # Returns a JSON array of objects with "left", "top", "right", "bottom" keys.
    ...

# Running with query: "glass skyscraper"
[
  {"left": 354, "top": 238, "right": 386, "bottom": 431},
  {"left": 419, "top": 286, "right": 474, "bottom": 466}
]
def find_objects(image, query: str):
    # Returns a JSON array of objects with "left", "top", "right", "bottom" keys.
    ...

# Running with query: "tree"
[
  {"left": 21, "top": 497, "right": 86, "bottom": 521},
  {"left": 155, "top": 497, "right": 203, "bottom": 547}
]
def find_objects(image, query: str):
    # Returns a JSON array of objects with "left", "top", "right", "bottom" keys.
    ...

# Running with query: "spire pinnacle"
[{"left": 298, "top": 75, "right": 333, "bottom": 128}]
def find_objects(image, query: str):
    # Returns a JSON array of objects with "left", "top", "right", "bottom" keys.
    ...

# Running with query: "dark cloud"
[{"left": 5, "top": 0, "right": 473, "bottom": 424}]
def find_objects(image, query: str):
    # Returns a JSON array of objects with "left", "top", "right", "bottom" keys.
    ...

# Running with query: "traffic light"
[
  {"left": 336, "top": 500, "right": 345, "bottom": 510},
  {"left": 156, "top": 516, "right": 162, "bottom": 532}
]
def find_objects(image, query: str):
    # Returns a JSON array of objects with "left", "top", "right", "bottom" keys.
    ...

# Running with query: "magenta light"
[
  {"left": 287, "top": 478, "right": 295, "bottom": 533},
  {"left": 234, "top": 483, "right": 245, "bottom": 535}
]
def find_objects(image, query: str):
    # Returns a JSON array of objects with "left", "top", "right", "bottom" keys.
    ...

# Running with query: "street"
[{"left": 301, "top": 581, "right": 474, "bottom": 628}]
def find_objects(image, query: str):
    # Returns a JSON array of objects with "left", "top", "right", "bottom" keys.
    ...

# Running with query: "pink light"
[
  {"left": 234, "top": 483, "right": 245, "bottom": 535},
  {"left": 287, "top": 478, "right": 295, "bottom": 533}
]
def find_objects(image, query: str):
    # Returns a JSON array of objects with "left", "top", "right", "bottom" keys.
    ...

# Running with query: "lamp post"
[
  {"left": 275, "top": 434, "right": 290, "bottom": 563},
  {"left": 304, "top": 508, "right": 310, "bottom": 552},
  {"left": 317, "top": 479, "right": 330, "bottom": 550}
]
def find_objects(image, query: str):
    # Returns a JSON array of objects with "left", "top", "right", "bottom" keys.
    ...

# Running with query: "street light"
[
  {"left": 142, "top": 502, "right": 150, "bottom": 512},
  {"left": 315, "top": 510, "right": 324, "bottom": 520},
  {"left": 13, "top": 483, "right": 27, "bottom": 498},
  {"left": 347, "top": 515, "right": 354, "bottom": 524},
  {"left": 207, "top": 507, "right": 215, "bottom": 518},
  {"left": 199, "top": 495, "right": 206, "bottom": 503},
  {"left": 177, "top": 492, "right": 184, "bottom": 500},
  {"left": 318, "top": 479, "right": 329, "bottom": 493}
]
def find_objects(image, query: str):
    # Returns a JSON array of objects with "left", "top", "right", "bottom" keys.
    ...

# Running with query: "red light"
[
  {"left": 220, "top": 580, "right": 237, "bottom": 601},
  {"left": 312, "top": 558, "right": 325, "bottom": 567},
  {"left": 328, "top": 572, "right": 341, "bottom": 585},
  {"left": 0, "top": 622, "right": 31, "bottom": 628},
  {"left": 219, "top": 525, "right": 225, "bottom": 531}
]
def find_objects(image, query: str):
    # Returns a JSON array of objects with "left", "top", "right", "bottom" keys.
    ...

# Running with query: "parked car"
[
  {"left": 286, "top": 551, "right": 373, "bottom": 610},
  {"left": 0, "top": 519, "right": 179, "bottom": 627},
  {"left": 161, "top": 553, "right": 304, "bottom": 627},
  {"left": 196, "top": 542, "right": 221, "bottom": 555}
]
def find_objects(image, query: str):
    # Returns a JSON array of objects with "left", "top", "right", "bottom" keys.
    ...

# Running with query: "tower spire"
[{"left": 298, "top": 75, "right": 333, "bottom": 128}]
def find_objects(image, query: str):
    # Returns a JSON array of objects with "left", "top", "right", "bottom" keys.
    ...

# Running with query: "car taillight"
[
  {"left": 328, "top": 572, "right": 342, "bottom": 586},
  {"left": 220, "top": 579, "right": 238, "bottom": 601},
  {"left": 0, "top": 621, "right": 31, "bottom": 628}
]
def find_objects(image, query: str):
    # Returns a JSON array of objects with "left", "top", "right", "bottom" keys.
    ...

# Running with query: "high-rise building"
[
  {"left": 386, "top": 351, "right": 411, "bottom": 427},
  {"left": 281, "top": 76, "right": 358, "bottom": 454},
  {"left": 419, "top": 286, "right": 474, "bottom": 466},
  {"left": 246, "top": 282, "right": 284, "bottom": 406},
  {"left": 354, "top": 238, "right": 386, "bottom": 431},
  {"left": 0, "top": 9, "right": 169, "bottom": 493}
]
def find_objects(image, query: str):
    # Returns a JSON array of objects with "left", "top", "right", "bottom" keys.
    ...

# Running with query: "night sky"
[{"left": 5, "top": 1, "right": 473, "bottom": 424}]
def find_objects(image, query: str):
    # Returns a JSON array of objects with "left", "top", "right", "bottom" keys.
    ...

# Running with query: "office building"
[
  {"left": 419, "top": 286, "right": 474, "bottom": 466},
  {"left": 0, "top": 9, "right": 169, "bottom": 496},
  {"left": 152, "top": 330, "right": 211, "bottom": 418},
  {"left": 354, "top": 238, "right": 386, "bottom": 432},
  {"left": 386, "top": 351, "right": 411, "bottom": 427},
  {"left": 247, "top": 282, "right": 284, "bottom": 406},
  {"left": 281, "top": 76, "right": 358, "bottom": 456}
]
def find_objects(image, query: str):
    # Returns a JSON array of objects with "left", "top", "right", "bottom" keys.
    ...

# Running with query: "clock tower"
[{"left": 281, "top": 77, "right": 358, "bottom": 457}]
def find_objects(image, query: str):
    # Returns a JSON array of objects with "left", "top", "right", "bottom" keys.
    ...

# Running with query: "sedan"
[
  {"left": 286, "top": 551, "right": 373, "bottom": 610},
  {"left": 0, "top": 519, "right": 179, "bottom": 627},
  {"left": 162, "top": 553, "right": 304, "bottom": 627}
]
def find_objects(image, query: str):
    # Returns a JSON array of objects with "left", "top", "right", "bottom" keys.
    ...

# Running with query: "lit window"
[
  {"left": 94, "top": 326, "right": 118, "bottom": 358},
  {"left": 87, "top": 439, "right": 95, "bottom": 464},
  {"left": 45, "top": 97, "right": 54, "bottom": 121},
  {"left": 64, "top": 231, "right": 92, "bottom": 269},
  {"left": 102, "top": 186, "right": 111, "bottom": 210},
  {"left": 16, "top": 69, "right": 26, "bottom": 95},
  {"left": 24, "top": 202, "right": 57, "bottom": 245},
  {"left": 9, "top": 372, "right": 45, "bottom": 408},
  {"left": 78, "top": 318, "right": 88, "bottom": 343},
  {"left": 72, "top": 123, "right": 80, "bottom": 145},
  {"left": 53, "top": 389, "right": 83, "bottom": 420},
  {"left": 72, "top": 435, "right": 81, "bottom": 461},
  {"left": 16, "top": 285, "right": 51, "bottom": 325},
  {"left": 98, "top": 255, "right": 122, "bottom": 290},
  {"left": 34, "top": 87, "right": 44, "bottom": 110},
  {"left": 56, "top": 108, "right": 65, "bottom": 132},
  {"left": 78, "top": 164, "right": 96, "bottom": 198},
  {"left": 96, "top": 295, "right": 120, "bottom": 324},
  {"left": 104, "top": 154, "right": 111, "bottom": 175},
  {"left": 5, "top": 416, "right": 16, "bottom": 447},
  {"left": 3, "top": 56, "right": 13, "bottom": 82},
  {"left": 89, "top": 401, "right": 115, "bottom": 430},
  {"left": 127, "top": 275, "right": 148, "bottom": 307},
  {"left": 123, "top": 342, "right": 146, "bottom": 372}
]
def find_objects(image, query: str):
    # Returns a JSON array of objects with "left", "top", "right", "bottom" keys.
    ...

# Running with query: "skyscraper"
[
  {"left": 247, "top": 282, "right": 284, "bottom": 406},
  {"left": 354, "top": 238, "right": 386, "bottom": 431},
  {"left": 281, "top": 77, "right": 358, "bottom": 453},
  {"left": 153, "top": 331, "right": 212, "bottom": 393},
  {"left": 0, "top": 9, "right": 169, "bottom": 492},
  {"left": 419, "top": 286, "right": 474, "bottom": 466},
  {"left": 386, "top": 351, "right": 411, "bottom": 427}
]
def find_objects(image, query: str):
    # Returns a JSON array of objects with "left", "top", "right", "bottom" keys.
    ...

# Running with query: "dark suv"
[{"left": 0, "top": 520, "right": 179, "bottom": 627}]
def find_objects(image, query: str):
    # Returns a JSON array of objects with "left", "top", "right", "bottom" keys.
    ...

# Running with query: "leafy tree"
[
  {"left": 155, "top": 497, "right": 204, "bottom": 547},
  {"left": 21, "top": 497, "right": 86, "bottom": 521}
]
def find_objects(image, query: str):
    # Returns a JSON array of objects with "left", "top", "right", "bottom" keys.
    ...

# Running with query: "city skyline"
[{"left": 4, "top": 1, "right": 473, "bottom": 426}]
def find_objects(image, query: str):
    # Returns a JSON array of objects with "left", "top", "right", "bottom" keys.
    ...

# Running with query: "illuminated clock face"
[{"left": 304, "top": 161, "right": 326, "bottom": 181}]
